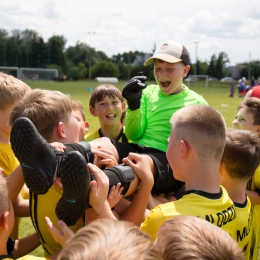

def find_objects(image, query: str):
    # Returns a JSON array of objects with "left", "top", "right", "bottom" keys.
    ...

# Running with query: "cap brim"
[{"left": 144, "top": 53, "right": 182, "bottom": 66}]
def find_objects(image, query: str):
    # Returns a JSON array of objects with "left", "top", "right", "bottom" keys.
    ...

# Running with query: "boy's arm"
[
  {"left": 123, "top": 75, "right": 147, "bottom": 140},
  {"left": 6, "top": 165, "right": 30, "bottom": 217},
  {"left": 6, "top": 166, "right": 24, "bottom": 204},
  {"left": 246, "top": 190, "right": 260, "bottom": 204},
  {"left": 13, "top": 194, "right": 30, "bottom": 217},
  {"left": 87, "top": 163, "right": 117, "bottom": 220},
  {"left": 12, "top": 233, "right": 41, "bottom": 259},
  {"left": 117, "top": 153, "right": 153, "bottom": 226},
  {"left": 85, "top": 184, "right": 123, "bottom": 224}
]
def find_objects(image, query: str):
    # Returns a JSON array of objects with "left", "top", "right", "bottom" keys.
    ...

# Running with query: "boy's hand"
[
  {"left": 107, "top": 183, "right": 124, "bottom": 208},
  {"left": 88, "top": 163, "right": 109, "bottom": 210},
  {"left": 122, "top": 75, "right": 147, "bottom": 110},
  {"left": 92, "top": 146, "right": 118, "bottom": 168},
  {"left": 122, "top": 153, "right": 154, "bottom": 187},
  {"left": 50, "top": 142, "right": 66, "bottom": 152},
  {"left": 45, "top": 217, "right": 74, "bottom": 247}
]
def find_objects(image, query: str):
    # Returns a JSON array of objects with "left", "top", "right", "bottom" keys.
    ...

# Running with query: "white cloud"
[{"left": 0, "top": 0, "right": 260, "bottom": 65}]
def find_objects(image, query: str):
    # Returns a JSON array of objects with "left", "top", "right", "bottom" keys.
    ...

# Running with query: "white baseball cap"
[{"left": 144, "top": 40, "right": 190, "bottom": 66}]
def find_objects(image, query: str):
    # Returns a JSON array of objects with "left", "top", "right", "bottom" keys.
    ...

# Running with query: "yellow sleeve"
[
  {"left": 84, "top": 130, "right": 99, "bottom": 141},
  {"left": 140, "top": 206, "right": 166, "bottom": 242},
  {"left": 17, "top": 256, "right": 50, "bottom": 260}
]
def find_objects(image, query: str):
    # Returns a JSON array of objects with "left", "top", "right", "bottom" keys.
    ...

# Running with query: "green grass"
[{"left": 19, "top": 79, "right": 243, "bottom": 256}]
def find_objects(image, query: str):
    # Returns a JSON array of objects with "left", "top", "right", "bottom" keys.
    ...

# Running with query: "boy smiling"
[{"left": 122, "top": 40, "right": 208, "bottom": 195}]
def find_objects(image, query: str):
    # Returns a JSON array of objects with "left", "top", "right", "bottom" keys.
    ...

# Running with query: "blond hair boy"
[
  {"left": 9, "top": 89, "right": 140, "bottom": 256},
  {"left": 58, "top": 218, "right": 161, "bottom": 260},
  {"left": 0, "top": 72, "right": 31, "bottom": 239},
  {"left": 156, "top": 215, "right": 245, "bottom": 260},
  {"left": 140, "top": 105, "right": 237, "bottom": 242}
]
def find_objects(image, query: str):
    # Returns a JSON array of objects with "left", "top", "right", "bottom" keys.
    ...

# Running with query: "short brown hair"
[
  {"left": 170, "top": 105, "right": 226, "bottom": 162},
  {"left": 0, "top": 72, "right": 31, "bottom": 110},
  {"left": 72, "top": 99, "right": 85, "bottom": 121},
  {"left": 156, "top": 215, "right": 245, "bottom": 260},
  {"left": 0, "top": 173, "right": 10, "bottom": 215},
  {"left": 238, "top": 97, "right": 260, "bottom": 125},
  {"left": 58, "top": 218, "right": 162, "bottom": 260},
  {"left": 89, "top": 84, "right": 125, "bottom": 123},
  {"left": 10, "top": 89, "right": 73, "bottom": 141},
  {"left": 221, "top": 128, "right": 260, "bottom": 180}
]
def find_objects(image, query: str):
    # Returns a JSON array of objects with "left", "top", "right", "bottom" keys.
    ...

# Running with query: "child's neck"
[
  {"left": 99, "top": 124, "right": 123, "bottom": 141},
  {"left": 221, "top": 178, "right": 247, "bottom": 204},
  {"left": 0, "top": 128, "right": 10, "bottom": 144},
  {"left": 184, "top": 162, "right": 221, "bottom": 193},
  {"left": 0, "top": 237, "right": 8, "bottom": 255}
]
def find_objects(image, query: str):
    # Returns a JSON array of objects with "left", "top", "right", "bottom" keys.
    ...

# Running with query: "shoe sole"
[
  {"left": 56, "top": 151, "right": 90, "bottom": 226},
  {"left": 10, "top": 117, "right": 53, "bottom": 194}
]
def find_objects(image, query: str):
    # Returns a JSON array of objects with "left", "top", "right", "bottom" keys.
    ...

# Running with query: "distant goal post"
[
  {"left": 0, "top": 67, "right": 19, "bottom": 78},
  {"left": 19, "top": 68, "right": 59, "bottom": 80},
  {"left": 186, "top": 75, "right": 209, "bottom": 88}
]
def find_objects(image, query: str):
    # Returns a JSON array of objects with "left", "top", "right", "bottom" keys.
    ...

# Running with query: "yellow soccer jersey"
[
  {"left": 140, "top": 186, "right": 236, "bottom": 242},
  {"left": 30, "top": 184, "right": 84, "bottom": 256},
  {"left": 84, "top": 127, "right": 128, "bottom": 143},
  {"left": 246, "top": 165, "right": 260, "bottom": 259},
  {"left": 0, "top": 143, "right": 22, "bottom": 239},
  {"left": 246, "top": 204, "right": 260, "bottom": 260},
  {"left": 17, "top": 256, "right": 50, "bottom": 260},
  {"left": 0, "top": 142, "right": 19, "bottom": 177},
  {"left": 234, "top": 197, "right": 252, "bottom": 255}
]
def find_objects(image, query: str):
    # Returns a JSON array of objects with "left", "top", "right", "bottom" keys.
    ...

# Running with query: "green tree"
[
  {"left": 47, "top": 35, "right": 67, "bottom": 73},
  {"left": 91, "top": 60, "right": 120, "bottom": 78},
  {"left": 207, "top": 54, "right": 217, "bottom": 78},
  {"left": 216, "top": 52, "right": 229, "bottom": 79},
  {"left": 68, "top": 62, "right": 88, "bottom": 80}
]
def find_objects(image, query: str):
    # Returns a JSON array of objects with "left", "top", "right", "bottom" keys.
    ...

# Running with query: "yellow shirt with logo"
[
  {"left": 30, "top": 184, "right": 84, "bottom": 256},
  {"left": 140, "top": 186, "right": 236, "bottom": 242}
]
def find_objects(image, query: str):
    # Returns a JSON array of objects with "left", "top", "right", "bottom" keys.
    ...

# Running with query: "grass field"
[{"left": 19, "top": 79, "right": 243, "bottom": 256}]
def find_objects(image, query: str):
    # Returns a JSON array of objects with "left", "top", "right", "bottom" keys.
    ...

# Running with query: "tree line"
[{"left": 0, "top": 28, "right": 259, "bottom": 80}]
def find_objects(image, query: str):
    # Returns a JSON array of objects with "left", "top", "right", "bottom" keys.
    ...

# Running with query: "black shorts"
[{"left": 110, "top": 141, "right": 182, "bottom": 195}]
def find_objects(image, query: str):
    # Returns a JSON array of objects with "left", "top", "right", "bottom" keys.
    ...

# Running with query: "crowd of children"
[{"left": 1, "top": 40, "right": 260, "bottom": 260}]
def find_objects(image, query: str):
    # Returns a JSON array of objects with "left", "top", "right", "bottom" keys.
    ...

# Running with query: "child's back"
[
  {"left": 140, "top": 105, "right": 237, "bottom": 242},
  {"left": 220, "top": 128, "right": 260, "bottom": 256}
]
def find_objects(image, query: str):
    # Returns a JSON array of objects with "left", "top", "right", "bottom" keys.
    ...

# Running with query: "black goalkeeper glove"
[{"left": 122, "top": 75, "right": 147, "bottom": 110}]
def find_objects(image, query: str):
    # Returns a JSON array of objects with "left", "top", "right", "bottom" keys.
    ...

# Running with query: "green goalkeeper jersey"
[{"left": 125, "top": 84, "right": 208, "bottom": 152}]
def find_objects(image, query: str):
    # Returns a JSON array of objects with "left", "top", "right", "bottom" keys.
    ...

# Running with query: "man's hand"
[{"left": 122, "top": 75, "right": 147, "bottom": 110}]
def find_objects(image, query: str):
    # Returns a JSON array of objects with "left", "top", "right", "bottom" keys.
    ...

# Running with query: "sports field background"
[{"left": 19, "top": 79, "right": 244, "bottom": 256}]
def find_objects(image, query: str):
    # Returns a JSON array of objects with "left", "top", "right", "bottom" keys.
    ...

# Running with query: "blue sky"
[{"left": 1, "top": 0, "right": 260, "bottom": 65}]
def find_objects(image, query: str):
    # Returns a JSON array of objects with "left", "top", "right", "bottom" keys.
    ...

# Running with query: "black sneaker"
[
  {"left": 10, "top": 117, "right": 59, "bottom": 194},
  {"left": 55, "top": 151, "right": 90, "bottom": 226}
]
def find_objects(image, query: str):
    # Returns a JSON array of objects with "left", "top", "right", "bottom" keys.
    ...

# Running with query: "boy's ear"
[
  {"left": 122, "top": 102, "right": 126, "bottom": 112},
  {"left": 179, "top": 140, "right": 188, "bottom": 159},
  {"left": 56, "top": 122, "right": 66, "bottom": 139},
  {"left": 256, "top": 126, "right": 260, "bottom": 137},
  {"left": 90, "top": 107, "right": 97, "bottom": 117},
  {"left": 0, "top": 211, "right": 10, "bottom": 231},
  {"left": 183, "top": 65, "right": 190, "bottom": 78},
  {"left": 85, "top": 121, "right": 89, "bottom": 133}
]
